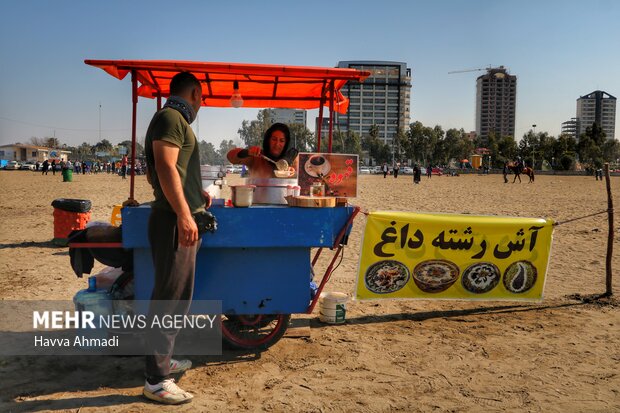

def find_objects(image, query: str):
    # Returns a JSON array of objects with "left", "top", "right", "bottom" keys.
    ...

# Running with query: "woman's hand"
[{"left": 247, "top": 146, "right": 262, "bottom": 157}]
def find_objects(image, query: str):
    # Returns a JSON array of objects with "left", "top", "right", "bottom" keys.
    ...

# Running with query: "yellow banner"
[{"left": 356, "top": 212, "right": 554, "bottom": 301}]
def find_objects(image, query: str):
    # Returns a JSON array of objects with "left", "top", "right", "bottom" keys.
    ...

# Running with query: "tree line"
[
  {"left": 236, "top": 111, "right": 619, "bottom": 170},
  {"left": 27, "top": 111, "right": 619, "bottom": 170}
]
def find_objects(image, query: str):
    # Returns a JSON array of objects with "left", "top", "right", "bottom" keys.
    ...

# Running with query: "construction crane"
[{"left": 448, "top": 65, "right": 506, "bottom": 75}]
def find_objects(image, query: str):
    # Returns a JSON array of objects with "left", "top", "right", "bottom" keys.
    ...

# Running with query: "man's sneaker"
[
  {"left": 143, "top": 378, "right": 193, "bottom": 405},
  {"left": 169, "top": 358, "right": 192, "bottom": 374}
]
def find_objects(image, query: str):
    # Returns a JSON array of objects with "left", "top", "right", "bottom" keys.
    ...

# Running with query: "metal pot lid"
[{"left": 245, "top": 177, "right": 298, "bottom": 187}]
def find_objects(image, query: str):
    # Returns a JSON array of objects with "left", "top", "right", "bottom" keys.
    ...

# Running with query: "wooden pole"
[{"left": 604, "top": 163, "right": 614, "bottom": 296}]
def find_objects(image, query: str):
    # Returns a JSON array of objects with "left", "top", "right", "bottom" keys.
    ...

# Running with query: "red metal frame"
[
  {"left": 82, "top": 59, "right": 368, "bottom": 319},
  {"left": 306, "top": 206, "right": 360, "bottom": 314}
]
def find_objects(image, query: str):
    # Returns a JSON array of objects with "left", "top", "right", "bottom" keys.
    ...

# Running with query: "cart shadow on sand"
[
  {"left": 309, "top": 297, "right": 612, "bottom": 328},
  {"left": 0, "top": 348, "right": 262, "bottom": 412},
  {"left": 0, "top": 241, "right": 65, "bottom": 250}
]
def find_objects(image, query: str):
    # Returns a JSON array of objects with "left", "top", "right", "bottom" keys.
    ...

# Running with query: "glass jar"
[{"left": 311, "top": 182, "right": 325, "bottom": 197}]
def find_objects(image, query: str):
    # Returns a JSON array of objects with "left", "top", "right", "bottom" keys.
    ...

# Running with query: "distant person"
[
  {"left": 393, "top": 162, "right": 400, "bottom": 178},
  {"left": 42, "top": 159, "right": 49, "bottom": 175},
  {"left": 50, "top": 160, "right": 56, "bottom": 175},
  {"left": 413, "top": 164, "right": 421, "bottom": 184},
  {"left": 382, "top": 162, "right": 388, "bottom": 178},
  {"left": 503, "top": 161, "right": 509, "bottom": 183},
  {"left": 426, "top": 163, "right": 432, "bottom": 179},
  {"left": 121, "top": 155, "right": 128, "bottom": 179}
]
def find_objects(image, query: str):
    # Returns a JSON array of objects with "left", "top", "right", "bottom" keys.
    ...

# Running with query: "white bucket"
[{"left": 319, "top": 292, "right": 348, "bottom": 324}]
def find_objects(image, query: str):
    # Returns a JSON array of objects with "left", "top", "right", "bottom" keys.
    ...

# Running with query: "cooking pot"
[
  {"left": 245, "top": 178, "right": 298, "bottom": 205},
  {"left": 230, "top": 185, "right": 255, "bottom": 207}
]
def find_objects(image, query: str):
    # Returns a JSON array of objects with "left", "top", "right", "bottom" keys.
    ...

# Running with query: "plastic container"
[
  {"left": 286, "top": 185, "right": 301, "bottom": 197},
  {"left": 311, "top": 182, "right": 325, "bottom": 197},
  {"left": 230, "top": 185, "right": 255, "bottom": 207},
  {"left": 51, "top": 198, "right": 92, "bottom": 246},
  {"left": 73, "top": 278, "right": 113, "bottom": 344},
  {"left": 110, "top": 204, "right": 123, "bottom": 226},
  {"left": 318, "top": 292, "right": 348, "bottom": 324},
  {"left": 52, "top": 199, "right": 92, "bottom": 213},
  {"left": 62, "top": 168, "right": 73, "bottom": 182}
]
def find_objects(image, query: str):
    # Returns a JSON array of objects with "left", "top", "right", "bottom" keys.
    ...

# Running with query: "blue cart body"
[{"left": 122, "top": 205, "right": 354, "bottom": 314}]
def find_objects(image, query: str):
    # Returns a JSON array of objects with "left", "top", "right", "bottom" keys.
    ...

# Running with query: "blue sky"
[{"left": 1, "top": 0, "right": 618, "bottom": 147}]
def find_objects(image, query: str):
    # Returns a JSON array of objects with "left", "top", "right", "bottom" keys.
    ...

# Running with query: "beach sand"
[{"left": 0, "top": 170, "right": 618, "bottom": 412}]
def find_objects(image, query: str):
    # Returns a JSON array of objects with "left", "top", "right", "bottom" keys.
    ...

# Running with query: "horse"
[{"left": 507, "top": 162, "right": 535, "bottom": 183}]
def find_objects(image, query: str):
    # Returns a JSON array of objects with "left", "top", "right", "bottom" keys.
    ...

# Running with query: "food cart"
[{"left": 81, "top": 59, "right": 369, "bottom": 349}]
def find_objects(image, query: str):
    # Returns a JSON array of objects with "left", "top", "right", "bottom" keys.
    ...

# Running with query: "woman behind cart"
[{"left": 227, "top": 123, "right": 298, "bottom": 179}]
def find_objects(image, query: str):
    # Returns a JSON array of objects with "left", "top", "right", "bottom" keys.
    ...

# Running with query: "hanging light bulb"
[{"left": 230, "top": 80, "right": 244, "bottom": 108}]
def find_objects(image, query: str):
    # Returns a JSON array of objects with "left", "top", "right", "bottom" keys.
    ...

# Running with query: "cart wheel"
[{"left": 221, "top": 314, "right": 290, "bottom": 350}]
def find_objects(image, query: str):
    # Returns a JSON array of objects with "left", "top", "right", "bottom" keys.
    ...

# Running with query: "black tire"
[{"left": 221, "top": 314, "right": 290, "bottom": 350}]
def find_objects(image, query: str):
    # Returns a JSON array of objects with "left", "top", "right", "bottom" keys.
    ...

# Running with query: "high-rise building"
[
  {"left": 267, "top": 108, "right": 307, "bottom": 126},
  {"left": 475, "top": 66, "right": 517, "bottom": 142},
  {"left": 576, "top": 90, "right": 616, "bottom": 139},
  {"left": 561, "top": 118, "right": 579, "bottom": 139},
  {"left": 335, "top": 61, "right": 411, "bottom": 144}
]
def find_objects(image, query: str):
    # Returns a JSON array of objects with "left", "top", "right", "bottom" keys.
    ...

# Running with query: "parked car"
[
  {"left": 225, "top": 165, "right": 243, "bottom": 174},
  {"left": 431, "top": 167, "right": 443, "bottom": 176},
  {"left": 5, "top": 161, "right": 20, "bottom": 170},
  {"left": 373, "top": 166, "right": 383, "bottom": 174},
  {"left": 20, "top": 162, "right": 37, "bottom": 171},
  {"left": 402, "top": 167, "right": 413, "bottom": 175},
  {"left": 359, "top": 166, "right": 371, "bottom": 174}
]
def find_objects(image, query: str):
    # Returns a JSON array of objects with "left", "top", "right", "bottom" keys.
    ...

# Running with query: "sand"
[{"left": 0, "top": 170, "right": 618, "bottom": 412}]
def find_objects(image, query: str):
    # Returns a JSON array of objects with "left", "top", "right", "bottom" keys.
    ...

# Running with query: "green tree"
[
  {"left": 495, "top": 135, "right": 518, "bottom": 166},
  {"left": 198, "top": 140, "right": 219, "bottom": 165},
  {"left": 218, "top": 139, "right": 236, "bottom": 164},
  {"left": 288, "top": 123, "right": 314, "bottom": 152},
  {"left": 578, "top": 122, "right": 606, "bottom": 168},
  {"left": 73, "top": 142, "right": 93, "bottom": 160},
  {"left": 238, "top": 109, "right": 272, "bottom": 147},
  {"left": 553, "top": 134, "right": 577, "bottom": 170},
  {"left": 118, "top": 140, "right": 144, "bottom": 157},
  {"left": 408, "top": 121, "right": 427, "bottom": 163},
  {"left": 361, "top": 125, "right": 390, "bottom": 164},
  {"left": 45, "top": 137, "right": 60, "bottom": 148},
  {"left": 93, "top": 139, "right": 114, "bottom": 155},
  {"left": 392, "top": 129, "right": 408, "bottom": 163}
]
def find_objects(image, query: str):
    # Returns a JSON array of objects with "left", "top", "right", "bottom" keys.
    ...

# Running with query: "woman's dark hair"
[{"left": 262, "top": 123, "right": 291, "bottom": 160}]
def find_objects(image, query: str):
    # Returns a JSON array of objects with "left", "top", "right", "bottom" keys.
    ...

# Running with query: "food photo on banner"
[
  {"left": 297, "top": 153, "right": 358, "bottom": 197},
  {"left": 356, "top": 212, "right": 554, "bottom": 301}
]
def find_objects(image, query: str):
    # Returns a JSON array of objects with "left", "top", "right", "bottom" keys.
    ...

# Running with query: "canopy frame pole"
[
  {"left": 129, "top": 70, "right": 138, "bottom": 201},
  {"left": 157, "top": 93, "right": 162, "bottom": 111},
  {"left": 316, "top": 80, "right": 327, "bottom": 152},
  {"left": 328, "top": 80, "right": 335, "bottom": 153}
]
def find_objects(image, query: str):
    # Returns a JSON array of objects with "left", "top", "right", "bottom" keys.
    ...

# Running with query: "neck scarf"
[{"left": 163, "top": 96, "right": 197, "bottom": 124}]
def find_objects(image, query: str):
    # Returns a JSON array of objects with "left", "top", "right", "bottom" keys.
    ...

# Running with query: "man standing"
[
  {"left": 121, "top": 155, "right": 128, "bottom": 179},
  {"left": 393, "top": 162, "right": 400, "bottom": 179},
  {"left": 382, "top": 162, "right": 388, "bottom": 178},
  {"left": 143, "top": 72, "right": 204, "bottom": 405}
]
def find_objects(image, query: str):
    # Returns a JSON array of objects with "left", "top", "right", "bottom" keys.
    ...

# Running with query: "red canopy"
[{"left": 84, "top": 59, "right": 370, "bottom": 114}]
